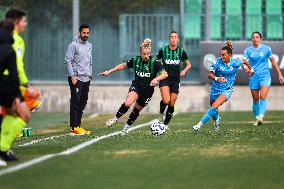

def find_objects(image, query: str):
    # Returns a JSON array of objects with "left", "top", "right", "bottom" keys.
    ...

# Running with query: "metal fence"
[{"left": 1, "top": 0, "right": 284, "bottom": 83}]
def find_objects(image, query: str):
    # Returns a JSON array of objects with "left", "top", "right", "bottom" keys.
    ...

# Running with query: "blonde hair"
[{"left": 140, "top": 38, "right": 151, "bottom": 51}]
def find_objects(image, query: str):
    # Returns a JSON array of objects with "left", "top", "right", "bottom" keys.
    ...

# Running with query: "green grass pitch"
[{"left": 0, "top": 111, "right": 283, "bottom": 189}]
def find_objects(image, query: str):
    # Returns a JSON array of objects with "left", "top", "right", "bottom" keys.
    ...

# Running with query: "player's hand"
[
  {"left": 244, "top": 67, "right": 251, "bottom": 73},
  {"left": 180, "top": 71, "right": 186, "bottom": 77},
  {"left": 218, "top": 77, "right": 226, "bottom": 83},
  {"left": 150, "top": 78, "right": 158, "bottom": 86},
  {"left": 279, "top": 75, "right": 284, "bottom": 85},
  {"left": 98, "top": 71, "right": 111, "bottom": 76},
  {"left": 71, "top": 76, "right": 77, "bottom": 85}
]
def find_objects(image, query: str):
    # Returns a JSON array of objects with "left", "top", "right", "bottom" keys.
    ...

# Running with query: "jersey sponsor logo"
[
  {"left": 165, "top": 59, "right": 180, "bottom": 65},
  {"left": 136, "top": 71, "right": 151, "bottom": 77}
]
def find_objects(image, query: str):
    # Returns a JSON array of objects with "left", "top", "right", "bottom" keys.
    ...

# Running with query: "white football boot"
[
  {"left": 213, "top": 117, "right": 221, "bottom": 131},
  {"left": 106, "top": 117, "right": 119, "bottom": 127}
]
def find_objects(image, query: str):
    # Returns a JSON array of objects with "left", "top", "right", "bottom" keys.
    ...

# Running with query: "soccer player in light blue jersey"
[
  {"left": 244, "top": 32, "right": 284, "bottom": 126},
  {"left": 193, "top": 42, "right": 254, "bottom": 131}
]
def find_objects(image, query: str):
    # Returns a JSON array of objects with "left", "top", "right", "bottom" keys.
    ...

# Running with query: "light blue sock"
[
  {"left": 201, "top": 107, "right": 218, "bottom": 124},
  {"left": 212, "top": 108, "right": 219, "bottom": 121},
  {"left": 252, "top": 101, "right": 260, "bottom": 117},
  {"left": 259, "top": 99, "right": 267, "bottom": 117}
]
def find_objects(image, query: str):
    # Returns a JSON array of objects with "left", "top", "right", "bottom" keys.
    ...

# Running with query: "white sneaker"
[
  {"left": 0, "top": 159, "right": 7, "bottom": 166},
  {"left": 214, "top": 117, "right": 221, "bottom": 131},
  {"left": 158, "top": 113, "right": 164, "bottom": 122},
  {"left": 106, "top": 117, "right": 119, "bottom": 127},
  {"left": 193, "top": 125, "right": 200, "bottom": 131},
  {"left": 121, "top": 124, "right": 130, "bottom": 136},
  {"left": 253, "top": 116, "right": 263, "bottom": 126}
]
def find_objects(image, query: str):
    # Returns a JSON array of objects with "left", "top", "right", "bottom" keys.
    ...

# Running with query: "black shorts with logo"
[
  {"left": 159, "top": 77, "right": 180, "bottom": 94},
  {"left": 128, "top": 83, "right": 154, "bottom": 107}
]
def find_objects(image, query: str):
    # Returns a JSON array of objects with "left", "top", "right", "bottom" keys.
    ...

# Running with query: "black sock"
[
  {"left": 116, "top": 103, "right": 130, "bottom": 118},
  {"left": 160, "top": 100, "right": 168, "bottom": 114},
  {"left": 127, "top": 107, "right": 140, "bottom": 125},
  {"left": 164, "top": 105, "right": 174, "bottom": 125}
]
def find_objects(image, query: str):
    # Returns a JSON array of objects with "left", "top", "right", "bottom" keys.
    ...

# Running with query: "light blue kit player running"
[
  {"left": 244, "top": 32, "right": 284, "bottom": 126},
  {"left": 193, "top": 42, "right": 254, "bottom": 131}
]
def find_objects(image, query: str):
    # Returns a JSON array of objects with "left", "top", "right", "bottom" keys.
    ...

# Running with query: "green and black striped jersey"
[
  {"left": 157, "top": 45, "right": 189, "bottom": 80},
  {"left": 126, "top": 56, "right": 164, "bottom": 87}
]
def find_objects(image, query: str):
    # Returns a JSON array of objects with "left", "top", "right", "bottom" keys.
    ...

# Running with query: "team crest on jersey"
[
  {"left": 144, "top": 66, "right": 149, "bottom": 71},
  {"left": 165, "top": 59, "right": 180, "bottom": 65},
  {"left": 260, "top": 52, "right": 264, "bottom": 57}
]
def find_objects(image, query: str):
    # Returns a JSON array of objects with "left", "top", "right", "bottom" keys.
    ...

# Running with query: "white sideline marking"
[
  {"left": 0, "top": 119, "right": 158, "bottom": 176},
  {"left": 19, "top": 134, "right": 69, "bottom": 147},
  {"left": 18, "top": 113, "right": 100, "bottom": 147}
]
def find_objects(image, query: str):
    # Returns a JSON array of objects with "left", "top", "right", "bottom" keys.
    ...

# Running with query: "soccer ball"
[{"left": 150, "top": 121, "right": 166, "bottom": 135}]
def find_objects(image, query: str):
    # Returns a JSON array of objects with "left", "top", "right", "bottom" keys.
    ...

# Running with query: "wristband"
[{"left": 214, "top": 77, "right": 219, "bottom": 81}]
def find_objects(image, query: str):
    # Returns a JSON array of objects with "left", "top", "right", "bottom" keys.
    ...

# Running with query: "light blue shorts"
[
  {"left": 210, "top": 88, "right": 233, "bottom": 101},
  {"left": 249, "top": 72, "right": 271, "bottom": 90}
]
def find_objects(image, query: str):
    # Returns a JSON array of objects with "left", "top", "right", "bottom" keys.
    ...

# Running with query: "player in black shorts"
[
  {"left": 156, "top": 31, "right": 192, "bottom": 128},
  {"left": 99, "top": 38, "right": 168, "bottom": 134},
  {"left": 0, "top": 19, "right": 30, "bottom": 163}
]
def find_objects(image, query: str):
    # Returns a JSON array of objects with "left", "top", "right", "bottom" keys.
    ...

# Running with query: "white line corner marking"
[{"left": 0, "top": 119, "right": 158, "bottom": 176}]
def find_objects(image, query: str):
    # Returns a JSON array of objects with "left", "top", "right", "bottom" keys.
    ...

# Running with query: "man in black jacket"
[{"left": 0, "top": 19, "right": 30, "bottom": 164}]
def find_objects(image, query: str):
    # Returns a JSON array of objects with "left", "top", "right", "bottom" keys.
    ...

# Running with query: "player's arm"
[
  {"left": 241, "top": 58, "right": 254, "bottom": 76},
  {"left": 180, "top": 51, "right": 191, "bottom": 77},
  {"left": 99, "top": 63, "right": 127, "bottom": 76},
  {"left": 14, "top": 44, "right": 29, "bottom": 86},
  {"left": 208, "top": 60, "right": 226, "bottom": 82},
  {"left": 150, "top": 60, "right": 168, "bottom": 86},
  {"left": 270, "top": 56, "right": 284, "bottom": 84},
  {"left": 208, "top": 71, "right": 226, "bottom": 83},
  {"left": 65, "top": 43, "right": 78, "bottom": 85},
  {"left": 180, "top": 59, "right": 191, "bottom": 77}
]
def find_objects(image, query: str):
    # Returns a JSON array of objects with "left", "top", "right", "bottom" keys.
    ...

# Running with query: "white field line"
[
  {"left": 0, "top": 118, "right": 158, "bottom": 176},
  {"left": 18, "top": 113, "right": 99, "bottom": 147},
  {"left": 18, "top": 134, "right": 70, "bottom": 147}
]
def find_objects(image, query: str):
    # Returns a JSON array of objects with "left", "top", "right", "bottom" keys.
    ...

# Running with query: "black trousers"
[{"left": 68, "top": 77, "right": 90, "bottom": 128}]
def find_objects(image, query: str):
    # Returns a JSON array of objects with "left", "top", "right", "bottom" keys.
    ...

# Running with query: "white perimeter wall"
[{"left": 35, "top": 85, "right": 284, "bottom": 113}]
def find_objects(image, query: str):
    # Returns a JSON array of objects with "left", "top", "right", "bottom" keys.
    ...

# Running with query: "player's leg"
[
  {"left": 249, "top": 73, "right": 262, "bottom": 125},
  {"left": 259, "top": 86, "right": 269, "bottom": 119},
  {"left": 75, "top": 80, "right": 91, "bottom": 134},
  {"left": 106, "top": 89, "right": 138, "bottom": 127},
  {"left": 159, "top": 79, "right": 170, "bottom": 121},
  {"left": 257, "top": 75, "right": 271, "bottom": 124},
  {"left": 193, "top": 94, "right": 227, "bottom": 131},
  {"left": 164, "top": 92, "right": 178, "bottom": 128},
  {"left": 159, "top": 85, "right": 170, "bottom": 121},
  {"left": 164, "top": 81, "right": 180, "bottom": 127},
  {"left": 122, "top": 103, "right": 145, "bottom": 135},
  {"left": 0, "top": 99, "right": 30, "bottom": 161},
  {"left": 68, "top": 77, "right": 82, "bottom": 129},
  {"left": 122, "top": 90, "right": 153, "bottom": 134}
]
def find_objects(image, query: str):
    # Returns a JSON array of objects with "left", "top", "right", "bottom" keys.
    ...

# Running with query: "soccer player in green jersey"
[
  {"left": 99, "top": 38, "right": 168, "bottom": 134},
  {"left": 156, "top": 31, "right": 192, "bottom": 128}
]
